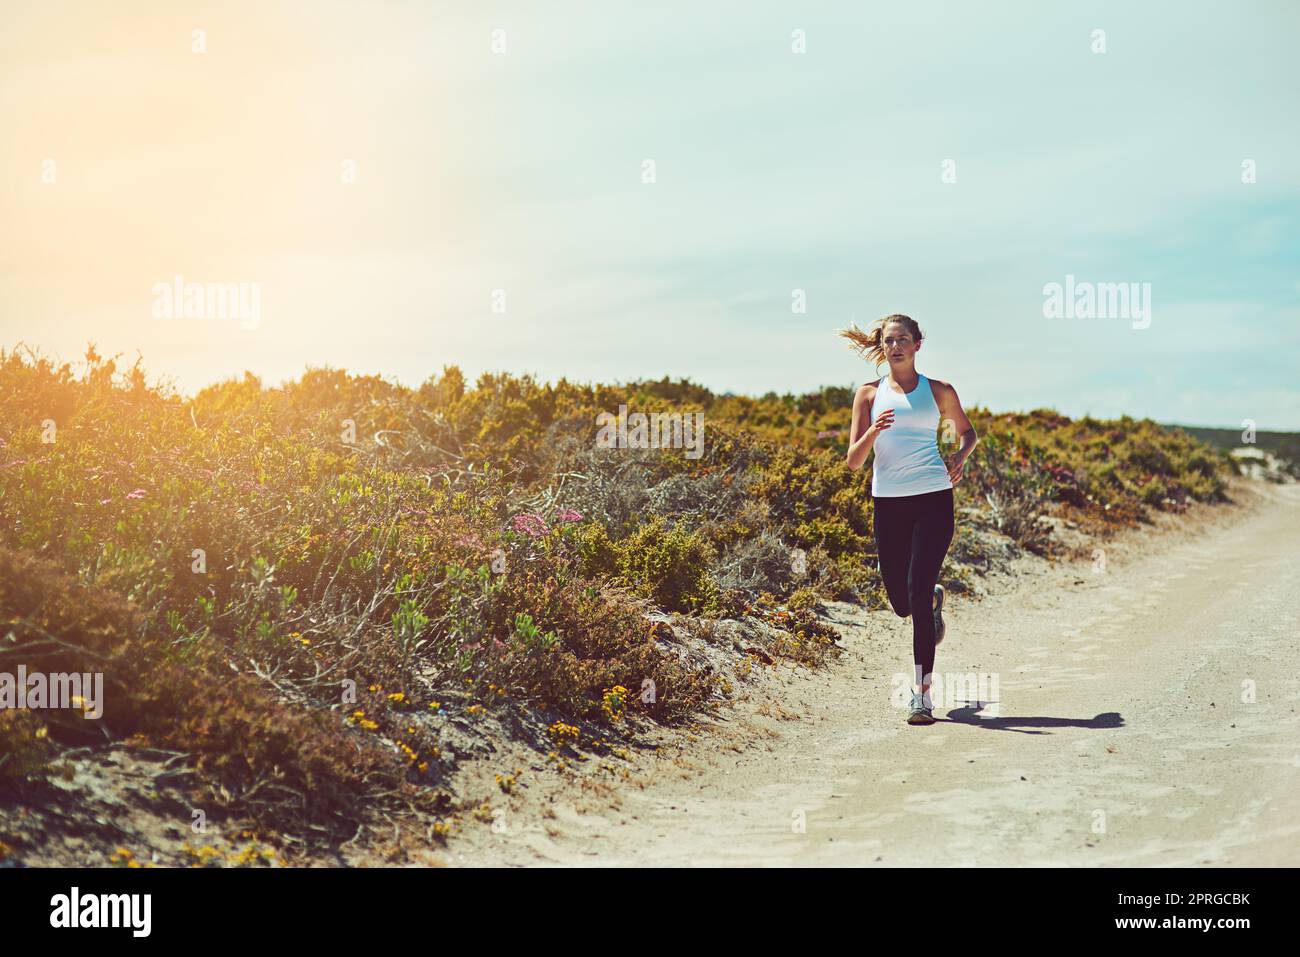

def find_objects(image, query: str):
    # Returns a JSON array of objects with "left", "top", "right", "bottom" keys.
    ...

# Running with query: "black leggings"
[{"left": 872, "top": 487, "right": 954, "bottom": 688}]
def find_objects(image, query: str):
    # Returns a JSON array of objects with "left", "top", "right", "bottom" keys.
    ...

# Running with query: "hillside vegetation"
[
  {"left": 1175, "top": 424, "right": 1300, "bottom": 482},
  {"left": 0, "top": 347, "right": 1229, "bottom": 856}
]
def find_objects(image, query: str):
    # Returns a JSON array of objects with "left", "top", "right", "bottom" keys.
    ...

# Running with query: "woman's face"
[{"left": 883, "top": 322, "right": 919, "bottom": 365}]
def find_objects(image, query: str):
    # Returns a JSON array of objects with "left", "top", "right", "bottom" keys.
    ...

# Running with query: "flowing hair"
[{"left": 838, "top": 314, "right": 924, "bottom": 374}]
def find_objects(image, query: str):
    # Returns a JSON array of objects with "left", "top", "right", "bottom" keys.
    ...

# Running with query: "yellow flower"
[
  {"left": 548, "top": 721, "right": 579, "bottom": 748},
  {"left": 601, "top": 685, "right": 629, "bottom": 722}
]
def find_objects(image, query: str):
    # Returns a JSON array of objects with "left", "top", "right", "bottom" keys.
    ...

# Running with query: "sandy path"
[{"left": 462, "top": 478, "right": 1300, "bottom": 867}]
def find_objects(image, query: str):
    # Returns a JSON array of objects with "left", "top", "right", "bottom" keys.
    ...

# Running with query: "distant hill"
[{"left": 1169, "top": 425, "right": 1300, "bottom": 482}]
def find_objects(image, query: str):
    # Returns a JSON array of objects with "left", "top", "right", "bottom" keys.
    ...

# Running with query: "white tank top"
[{"left": 869, "top": 372, "right": 954, "bottom": 497}]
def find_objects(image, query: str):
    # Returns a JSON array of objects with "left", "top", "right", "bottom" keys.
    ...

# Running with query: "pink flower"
[
  {"left": 99, "top": 498, "right": 112, "bottom": 505},
  {"left": 125, "top": 488, "right": 147, "bottom": 500},
  {"left": 555, "top": 508, "right": 583, "bottom": 523},
  {"left": 510, "top": 513, "right": 550, "bottom": 538}
]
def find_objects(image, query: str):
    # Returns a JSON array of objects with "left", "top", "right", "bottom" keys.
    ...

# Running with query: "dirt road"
[{"left": 457, "top": 478, "right": 1300, "bottom": 867}]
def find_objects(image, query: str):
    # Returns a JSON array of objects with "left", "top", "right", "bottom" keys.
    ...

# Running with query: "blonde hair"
[{"left": 838, "top": 314, "right": 924, "bottom": 373}]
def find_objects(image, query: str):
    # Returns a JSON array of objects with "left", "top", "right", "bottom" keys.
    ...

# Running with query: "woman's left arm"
[{"left": 933, "top": 379, "right": 979, "bottom": 485}]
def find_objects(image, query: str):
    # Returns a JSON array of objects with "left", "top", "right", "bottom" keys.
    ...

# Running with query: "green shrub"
[{"left": 614, "top": 516, "right": 721, "bottom": 614}]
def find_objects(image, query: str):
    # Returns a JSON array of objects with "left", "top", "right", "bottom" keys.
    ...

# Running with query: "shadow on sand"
[{"left": 940, "top": 703, "right": 1124, "bottom": 734}]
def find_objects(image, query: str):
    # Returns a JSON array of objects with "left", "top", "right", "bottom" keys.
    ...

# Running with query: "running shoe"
[{"left": 907, "top": 689, "right": 935, "bottom": 725}]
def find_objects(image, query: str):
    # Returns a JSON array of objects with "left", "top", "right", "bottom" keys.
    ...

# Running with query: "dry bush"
[{"left": 0, "top": 547, "right": 415, "bottom": 841}]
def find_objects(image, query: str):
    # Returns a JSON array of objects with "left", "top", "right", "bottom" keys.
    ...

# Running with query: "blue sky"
[{"left": 2, "top": 0, "right": 1298, "bottom": 428}]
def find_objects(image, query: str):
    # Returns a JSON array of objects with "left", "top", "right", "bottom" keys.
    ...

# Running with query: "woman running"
[{"left": 841, "top": 315, "right": 979, "bottom": 725}]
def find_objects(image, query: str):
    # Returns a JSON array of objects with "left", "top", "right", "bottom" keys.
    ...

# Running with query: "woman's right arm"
[{"left": 846, "top": 384, "right": 892, "bottom": 471}]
